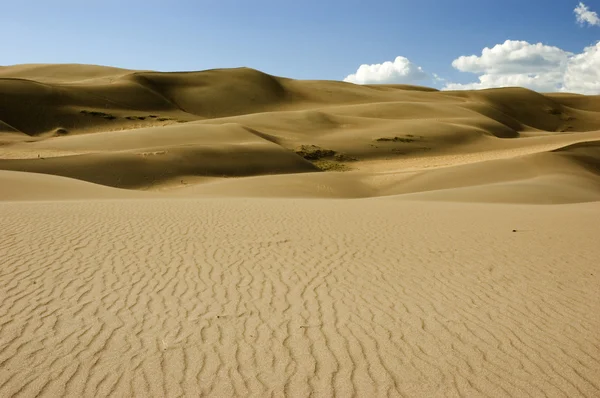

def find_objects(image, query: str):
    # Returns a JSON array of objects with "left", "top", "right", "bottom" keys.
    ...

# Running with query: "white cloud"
[
  {"left": 451, "top": 40, "right": 570, "bottom": 76},
  {"left": 563, "top": 42, "right": 600, "bottom": 93},
  {"left": 575, "top": 2, "right": 600, "bottom": 26},
  {"left": 443, "top": 40, "right": 600, "bottom": 94},
  {"left": 344, "top": 56, "right": 428, "bottom": 84}
]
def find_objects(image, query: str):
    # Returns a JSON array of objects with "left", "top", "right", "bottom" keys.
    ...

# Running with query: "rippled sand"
[{"left": 1, "top": 199, "right": 599, "bottom": 397}]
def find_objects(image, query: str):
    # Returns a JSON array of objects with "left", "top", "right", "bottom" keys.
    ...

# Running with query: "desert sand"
[{"left": 1, "top": 64, "right": 599, "bottom": 397}]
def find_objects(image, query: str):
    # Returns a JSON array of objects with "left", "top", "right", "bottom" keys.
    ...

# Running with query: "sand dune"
[
  {"left": 2, "top": 63, "right": 600, "bottom": 193},
  {"left": 1, "top": 64, "right": 599, "bottom": 397}
]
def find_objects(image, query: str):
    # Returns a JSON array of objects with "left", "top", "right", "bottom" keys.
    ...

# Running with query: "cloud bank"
[
  {"left": 444, "top": 40, "right": 600, "bottom": 94},
  {"left": 344, "top": 3, "right": 600, "bottom": 94}
]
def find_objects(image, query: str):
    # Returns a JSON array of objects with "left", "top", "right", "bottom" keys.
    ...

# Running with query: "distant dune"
[
  {"left": 2, "top": 63, "right": 600, "bottom": 197},
  {"left": 1, "top": 64, "right": 599, "bottom": 397}
]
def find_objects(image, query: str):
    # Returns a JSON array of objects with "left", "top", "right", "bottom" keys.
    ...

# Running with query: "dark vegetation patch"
[
  {"left": 80, "top": 110, "right": 114, "bottom": 118},
  {"left": 81, "top": 110, "right": 175, "bottom": 122},
  {"left": 375, "top": 134, "right": 423, "bottom": 143},
  {"left": 294, "top": 144, "right": 354, "bottom": 171},
  {"left": 295, "top": 145, "right": 336, "bottom": 160},
  {"left": 313, "top": 160, "right": 350, "bottom": 171}
]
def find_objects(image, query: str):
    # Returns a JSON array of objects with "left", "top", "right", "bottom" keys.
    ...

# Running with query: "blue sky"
[{"left": 2, "top": 0, "right": 599, "bottom": 92}]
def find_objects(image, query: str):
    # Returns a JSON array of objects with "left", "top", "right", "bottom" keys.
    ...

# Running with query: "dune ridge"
[
  {"left": 1, "top": 64, "right": 599, "bottom": 397},
  {"left": 2, "top": 63, "right": 600, "bottom": 199}
]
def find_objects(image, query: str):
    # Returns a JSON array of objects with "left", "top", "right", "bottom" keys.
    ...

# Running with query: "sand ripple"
[{"left": 1, "top": 199, "right": 598, "bottom": 397}]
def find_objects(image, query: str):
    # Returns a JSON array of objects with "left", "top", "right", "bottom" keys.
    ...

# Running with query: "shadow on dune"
[{"left": 1, "top": 64, "right": 600, "bottom": 203}]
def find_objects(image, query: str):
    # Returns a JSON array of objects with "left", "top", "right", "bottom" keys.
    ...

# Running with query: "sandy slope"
[{"left": 1, "top": 64, "right": 600, "bottom": 397}]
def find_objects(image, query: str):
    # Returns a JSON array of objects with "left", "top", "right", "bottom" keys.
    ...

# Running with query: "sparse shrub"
[
  {"left": 313, "top": 160, "right": 350, "bottom": 171},
  {"left": 376, "top": 136, "right": 417, "bottom": 143},
  {"left": 295, "top": 145, "right": 336, "bottom": 160},
  {"left": 81, "top": 110, "right": 115, "bottom": 117},
  {"left": 80, "top": 110, "right": 118, "bottom": 119},
  {"left": 293, "top": 145, "right": 352, "bottom": 172}
]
